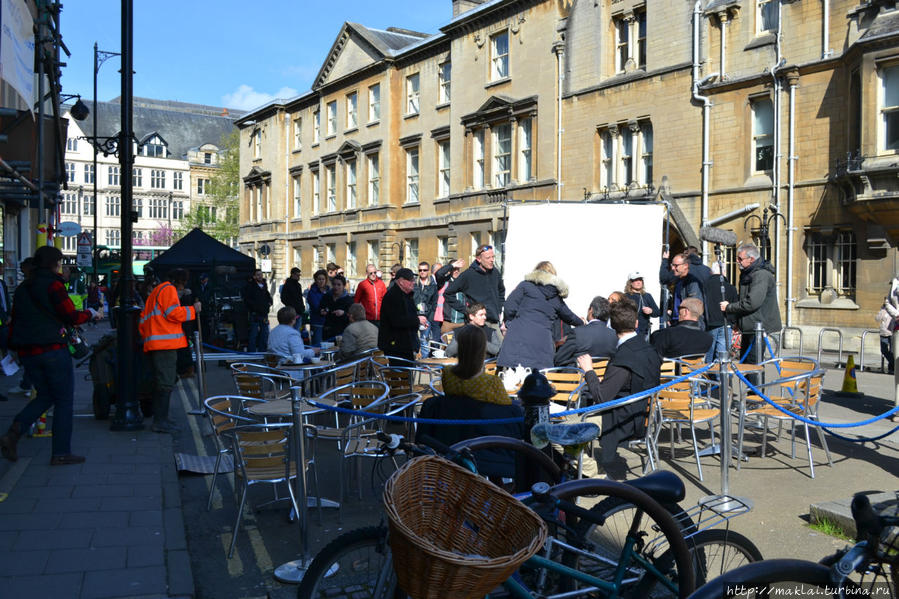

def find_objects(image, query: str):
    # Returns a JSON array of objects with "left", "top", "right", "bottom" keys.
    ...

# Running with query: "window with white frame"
[
  {"left": 326, "top": 243, "right": 336, "bottom": 265},
  {"left": 346, "top": 241, "right": 357, "bottom": 276},
  {"left": 406, "top": 147, "right": 419, "bottom": 203},
  {"left": 106, "top": 195, "right": 120, "bottom": 216},
  {"left": 439, "top": 140, "right": 451, "bottom": 197},
  {"left": 151, "top": 169, "right": 166, "bottom": 189},
  {"left": 197, "top": 178, "right": 209, "bottom": 195},
  {"left": 345, "top": 160, "right": 357, "bottom": 209},
  {"left": 204, "top": 152, "right": 213, "bottom": 165},
  {"left": 83, "top": 195, "right": 95, "bottom": 216},
  {"left": 313, "top": 110, "right": 320, "bottom": 143},
  {"left": 437, "top": 236, "right": 448, "bottom": 263},
  {"left": 84, "top": 164, "right": 95, "bottom": 184},
  {"left": 367, "top": 153, "right": 380, "bottom": 206},
  {"left": 752, "top": 98, "right": 774, "bottom": 172},
  {"left": 312, "top": 170, "right": 320, "bottom": 215},
  {"left": 404, "top": 238, "right": 419, "bottom": 269},
  {"left": 106, "top": 228, "right": 121, "bottom": 246},
  {"left": 369, "top": 84, "right": 380, "bottom": 122},
  {"left": 172, "top": 201, "right": 183, "bottom": 220},
  {"left": 66, "top": 138, "right": 77, "bottom": 152},
  {"left": 880, "top": 64, "right": 899, "bottom": 152},
  {"left": 134, "top": 197, "right": 143, "bottom": 218},
  {"left": 470, "top": 232, "right": 482, "bottom": 257},
  {"left": 325, "top": 164, "right": 336, "bottom": 212},
  {"left": 439, "top": 62, "right": 451, "bottom": 104},
  {"left": 313, "top": 246, "right": 321, "bottom": 269},
  {"left": 293, "top": 175, "right": 302, "bottom": 216},
  {"left": 473, "top": 130, "right": 485, "bottom": 189},
  {"left": 756, "top": 0, "right": 778, "bottom": 33},
  {"left": 293, "top": 117, "right": 302, "bottom": 150},
  {"left": 149, "top": 198, "right": 168, "bottom": 219},
  {"left": 519, "top": 117, "right": 533, "bottom": 181},
  {"left": 65, "top": 162, "right": 76, "bottom": 182},
  {"left": 144, "top": 135, "right": 167, "bottom": 157},
  {"left": 106, "top": 166, "right": 120, "bottom": 185},
  {"left": 806, "top": 229, "right": 857, "bottom": 297},
  {"left": 173, "top": 171, "right": 183, "bottom": 190},
  {"left": 293, "top": 247, "right": 301, "bottom": 271},
  {"left": 493, "top": 124, "right": 512, "bottom": 187},
  {"left": 61, "top": 193, "right": 77, "bottom": 214},
  {"left": 406, "top": 73, "right": 420, "bottom": 115},
  {"left": 347, "top": 92, "right": 358, "bottom": 129},
  {"left": 133, "top": 230, "right": 144, "bottom": 245},
  {"left": 133, "top": 168, "right": 142, "bottom": 187},
  {"left": 252, "top": 130, "right": 261, "bottom": 158},
  {"left": 491, "top": 31, "right": 509, "bottom": 81},
  {"left": 367, "top": 240, "right": 380, "bottom": 269},
  {"left": 598, "top": 121, "right": 654, "bottom": 189},
  {"left": 327, "top": 101, "right": 337, "bottom": 136},
  {"left": 614, "top": 9, "right": 647, "bottom": 72},
  {"left": 61, "top": 236, "right": 76, "bottom": 252}
]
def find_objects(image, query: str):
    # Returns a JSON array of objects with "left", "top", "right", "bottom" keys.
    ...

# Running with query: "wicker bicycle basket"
[{"left": 383, "top": 455, "right": 548, "bottom": 599}]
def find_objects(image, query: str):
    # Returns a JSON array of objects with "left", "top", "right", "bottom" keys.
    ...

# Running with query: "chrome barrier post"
[
  {"left": 893, "top": 330, "right": 899, "bottom": 418},
  {"left": 718, "top": 351, "right": 732, "bottom": 495},
  {"left": 190, "top": 331, "right": 206, "bottom": 415},
  {"left": 274, "top": 386, "right": 311, "bottom": 584}
]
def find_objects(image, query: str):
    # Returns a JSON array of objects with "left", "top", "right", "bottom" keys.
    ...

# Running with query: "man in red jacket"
[
  {"left": 353, "top": 263, "right": 387, "bottom": 325},
  {"left": 139, "top": 268, "right": 200, "bottom": 433}
]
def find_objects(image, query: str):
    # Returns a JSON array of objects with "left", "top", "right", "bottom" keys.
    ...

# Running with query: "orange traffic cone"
[
  {"left": 33, "top": 412, "right": 52, "bottom": 438},
  {"left": 838, "top": 354, "right": 861, "bottom": 396}
]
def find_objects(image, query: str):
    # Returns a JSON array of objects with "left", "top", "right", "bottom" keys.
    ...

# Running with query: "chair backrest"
[
  {"left": 590, "top": 357, "right": 610, "bottom": 379},
  {"left": 228, "top": 423, "right": 294, "bottom": 482},
  {"left": 204, "top": 395, "right": 254, "bottom": 439},
  {"left": 263, "top": 353, "right": 282, "bottom": 368},
  {"left": 441, "top": 331, "right": 455, "bottom": 345},
  {"left": 484, "top": 360, "right": 498, "bottom": 377},
  {"left": 540, "top": 367, "right": 584, "bottom": 406},
  {"left": 319, "top": 380, "right": 390, "bottom": 410},
  {"left": 378, "top": 366, "right": 438, "bottom": 399},
  {"left": 232, "top": 371, "right": 293, "bottom": 400}
]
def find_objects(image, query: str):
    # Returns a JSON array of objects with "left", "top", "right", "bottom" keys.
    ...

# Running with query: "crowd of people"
[{"left": 0, "top": 238, "right": 840, "bottom": 472}]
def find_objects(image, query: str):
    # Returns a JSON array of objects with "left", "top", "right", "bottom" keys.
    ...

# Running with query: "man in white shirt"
[{"left": 268, "top": 307, "right": 316, "bottom": 363}]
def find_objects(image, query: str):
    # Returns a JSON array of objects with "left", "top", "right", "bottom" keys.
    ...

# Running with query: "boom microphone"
[{"left": 700, "top": 226, "right": 738, "bottom": 246}]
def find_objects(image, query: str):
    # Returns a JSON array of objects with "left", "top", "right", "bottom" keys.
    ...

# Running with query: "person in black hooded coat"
[{"left": 496, "top": 261, "right": 583, "bottom": 371}]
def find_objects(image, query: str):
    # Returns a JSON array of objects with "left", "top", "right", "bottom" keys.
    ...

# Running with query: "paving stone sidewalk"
[{"left": 0, "top": 321, "right": 193, "bottom": 599}]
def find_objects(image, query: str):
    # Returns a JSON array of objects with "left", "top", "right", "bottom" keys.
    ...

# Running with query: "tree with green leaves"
[{"left": 176, "top": 129, "right": 239, "bottom": 246}]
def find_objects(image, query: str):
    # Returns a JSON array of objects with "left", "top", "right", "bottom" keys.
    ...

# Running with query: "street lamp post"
[{"left": 93, "top": 43, "right": 121, "bottom": 280}]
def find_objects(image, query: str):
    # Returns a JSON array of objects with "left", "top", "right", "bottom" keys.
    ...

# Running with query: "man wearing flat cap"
[{"left": 378, "top": 267, "right": 428, "bottom": 364}]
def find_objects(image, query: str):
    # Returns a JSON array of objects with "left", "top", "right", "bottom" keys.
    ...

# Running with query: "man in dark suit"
[
  {"left": 378, "top": 268, "right": 427, "bottom": 364},
  {"left": 554, "top": 296, "right": 618, "bottom": 366},
  {"left": 649, "top": 297, "right": 713, "bottom": 359}
]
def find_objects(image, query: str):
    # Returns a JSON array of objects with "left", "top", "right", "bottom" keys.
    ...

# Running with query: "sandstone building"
[{"left": 237, "top": 0, "right": 899, "bottom": 348}]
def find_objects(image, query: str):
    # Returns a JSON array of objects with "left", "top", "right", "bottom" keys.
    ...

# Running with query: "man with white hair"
[{"left": 720, "top": 243, "right": 781, "bottom": 367}]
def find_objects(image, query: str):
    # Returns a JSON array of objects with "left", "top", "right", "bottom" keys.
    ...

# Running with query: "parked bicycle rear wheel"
[
  {"left": 688, "top": 558, "right": 837, "bottom": 599},
  {"left": 297, "top": 526, "right": 397, "bottom": 599}
]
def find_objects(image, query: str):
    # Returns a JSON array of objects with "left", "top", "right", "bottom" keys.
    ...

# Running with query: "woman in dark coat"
[
  {"left": 624, "top": 272, "right": 660, "bottom": 339},
  {"left": 319, "top": 275, "right": 353, "bottom": 341},
  {"left": 496, "top": 261, "right": 583, "bottom": 371}
]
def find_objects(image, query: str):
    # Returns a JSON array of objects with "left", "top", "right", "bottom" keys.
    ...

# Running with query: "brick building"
[{"left": 238, "top": 0, "right": 899, "bottom": 348}]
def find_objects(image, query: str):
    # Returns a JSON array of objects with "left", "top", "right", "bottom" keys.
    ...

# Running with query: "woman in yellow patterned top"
[{"left": 441, "top": 325, "right": 510, "bottom": 405}]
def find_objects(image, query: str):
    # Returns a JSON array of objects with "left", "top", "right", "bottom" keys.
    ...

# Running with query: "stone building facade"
[{"left": 238, "top": 0, "right": 899, "bottom": 349}]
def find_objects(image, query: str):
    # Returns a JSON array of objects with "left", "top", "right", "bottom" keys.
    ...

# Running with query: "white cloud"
[{"left": 222, "top": 84, "right": 300, "bottom": 111}]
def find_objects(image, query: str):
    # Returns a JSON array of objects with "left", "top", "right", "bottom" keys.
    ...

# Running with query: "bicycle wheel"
[
  {"left": 688, "top": 558, "right": 837, "bottom": 599},
  {"left": 537, "top": 478, "right": 695, "bottom": 599},
  {"left": 679, "top": 529, "right": 762, "bottom": 586},
  {"left": 297, "top": 526, "right": 398, "bottom": 599},
  {"left": 562, "top": 495, "right": 697, "bottom": 597},
  {"left": 449, "top": 435, "right": 563, "bottom": 487}
]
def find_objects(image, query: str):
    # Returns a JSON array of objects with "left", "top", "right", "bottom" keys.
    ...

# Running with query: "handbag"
[{"left": 25, "top": 281, "right": 92, "bottom": 359}]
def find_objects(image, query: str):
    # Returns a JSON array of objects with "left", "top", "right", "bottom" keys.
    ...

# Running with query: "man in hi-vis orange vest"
[{"left": 139, "top": 268, "right": 200, "bottom": 433}]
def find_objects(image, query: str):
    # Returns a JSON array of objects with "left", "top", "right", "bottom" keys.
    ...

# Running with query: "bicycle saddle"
[
  {"left": 626, "top": 470, "right": 686, "bottom": 504},
  {"left": 530, "top": 422, "right": 600, "bottom": 449}
]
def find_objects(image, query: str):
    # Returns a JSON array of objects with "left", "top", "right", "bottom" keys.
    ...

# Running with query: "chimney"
[{"left": 452, "top": 0, "right": 487, "bottom": 18}]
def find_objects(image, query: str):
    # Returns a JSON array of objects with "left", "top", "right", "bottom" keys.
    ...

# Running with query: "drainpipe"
[
  {"left": 553, "top": 41, "right": 565, "bottom": 203},
  {"left": 786, "top": 71, "right": 799, "bottom": 327},
  {"left": 769, "top": 1, "right": 785, "bottom": 283},
  {"left": 284, "top": 111, "right": 290, "bottom": 254},
  {"left": 692, "top": 0, "right": 718, "bottom": 258},
  {"left": 821, "top": 0, "right": 832, "bottom": 59},
  {"left": 719, "top": 11, "right": 728, "bottom": 80}
]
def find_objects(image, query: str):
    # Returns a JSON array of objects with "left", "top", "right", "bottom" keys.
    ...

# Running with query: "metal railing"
[
  {"left": 777, "top": 326, "right": 803, "bottom": 358},
  {"left": 858, "top": 329, "right": 881, "bottom": 372},
  {"left": 816, "top": 328, "right": 844, "bottom": 367}
]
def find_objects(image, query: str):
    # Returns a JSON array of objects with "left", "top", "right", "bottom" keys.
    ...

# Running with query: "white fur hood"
[{"left": 523, "top": 269, "right": 570, "bottom": 298}]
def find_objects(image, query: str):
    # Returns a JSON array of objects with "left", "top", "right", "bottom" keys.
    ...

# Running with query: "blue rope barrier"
[
  {"left": 731, "top": 367, "right": 899, "bottom": 429},
  {"left": 820, "top": 425, "right": 899, "bottom": 443},
  {"left": 304, "top": 363, "right": 716, "bottom": 426},
  {"left": 202, "top": 342, "right": 261, "bottom": 356}
]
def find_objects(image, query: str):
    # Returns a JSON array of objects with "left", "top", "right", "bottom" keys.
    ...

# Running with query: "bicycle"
[
  {"left": 688, "top": 492, "right": 898, "bottom": 599},
  {"left": 298, "top": 428, "right": 696, "bottom": 598}
]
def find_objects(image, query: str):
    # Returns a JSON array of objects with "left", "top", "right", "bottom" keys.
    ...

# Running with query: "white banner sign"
[
  {"left": 502, "top": 203, "right": 665, "bottom": 331},
  {"left": 0, "top": 0, "right": 35, "bottom": 108}
]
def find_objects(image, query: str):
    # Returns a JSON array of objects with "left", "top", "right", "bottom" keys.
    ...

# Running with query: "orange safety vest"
[{"left": 138, "top": 281, "right": 195, "bottom": 352}]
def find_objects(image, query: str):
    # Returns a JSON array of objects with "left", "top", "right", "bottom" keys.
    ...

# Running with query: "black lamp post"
[
  {"left": 743, "top": 205, "right": 785, "bottom": 263},
  {"left": 93, "top": 43, "right": 121, "bottom": 281}
]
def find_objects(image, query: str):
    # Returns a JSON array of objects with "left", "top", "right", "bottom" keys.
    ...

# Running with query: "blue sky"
[{"left": 60, "top": 1, "right": 449, "bottom": 111}]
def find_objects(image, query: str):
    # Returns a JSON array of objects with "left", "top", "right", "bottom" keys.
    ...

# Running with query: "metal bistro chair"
[
  {"left": 373, "top": 365, "right": 439, "bottom": 438},
  {"left": 232, "top": 369, "right": 294, "bottom": 402},
  {"left": 223, "top": 421, "right": 320, "bottom": 558},
  {"left": 203, "top": 395, "right": 255, "bottom": 511},
  {"left": 540, "top": 366, "right": 585, "bottom": 410},
  {"left": 654, "top": 377, "right": 720, "bottom": 481},
  {"left": 736, "top": 368, "right": 833, "bottom": 478}
]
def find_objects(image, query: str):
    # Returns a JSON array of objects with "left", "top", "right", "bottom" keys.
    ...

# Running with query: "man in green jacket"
[{"left": 720, "top": 243, "right": 782, "bottom": 369}]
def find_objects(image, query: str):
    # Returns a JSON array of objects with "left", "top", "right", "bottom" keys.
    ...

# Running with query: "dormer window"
[{"left": 142, "top": 134, "right": 168, "bottom": 158}]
